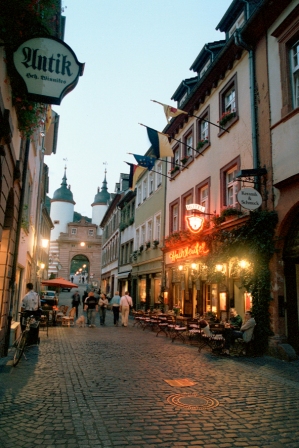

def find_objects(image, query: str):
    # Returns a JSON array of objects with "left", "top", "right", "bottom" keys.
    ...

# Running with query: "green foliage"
[{"left": 208, "top": 210, "right": 278, "bottom": 353}]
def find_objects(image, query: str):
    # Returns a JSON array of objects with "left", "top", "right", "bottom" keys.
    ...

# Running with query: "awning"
[{"left": 117, "top": 271, "right": 131, "bottom": 279}]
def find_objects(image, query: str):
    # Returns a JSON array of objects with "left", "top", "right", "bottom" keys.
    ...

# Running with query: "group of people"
[
  {"left": 71, "top": 289, "right": 133, "bottom": 328},
  {"left": 220, "top": 308, "right": 256, "bottom": 356}
]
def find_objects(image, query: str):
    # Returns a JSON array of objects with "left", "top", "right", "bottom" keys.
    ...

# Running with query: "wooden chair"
[{"left": 62, "top": 307, "right": 76, "bottom": 327}]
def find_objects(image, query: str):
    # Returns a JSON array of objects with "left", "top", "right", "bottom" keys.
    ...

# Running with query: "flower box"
[
  {"left": 197, "top": 139, "right": 209, "bottom": 150},
  {"left": 180, "top": 157, "right": 189, "bottom": 165},
  {"left": 218, "top": 111, "right": 236, "bottom": 127},
  {"left": 170, "top": 166, "right": 180, "bottom": 175}
]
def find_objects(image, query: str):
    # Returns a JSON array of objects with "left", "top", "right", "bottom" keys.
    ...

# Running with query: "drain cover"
[{"left": 167, "top": 393, "right": 219, "bottom": 411}]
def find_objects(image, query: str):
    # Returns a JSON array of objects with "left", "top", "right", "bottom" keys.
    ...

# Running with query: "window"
[
  {"left": 71, "top": 228, "right": 77, "bottom": 235},
  {"left": 154, "top": 214, "right": 161, "bottom": 242},
  {"left": 219, "top": 74, "right": 238, "bottom": 132},
  {"left": 196, "top": 178, "right": 210, "bottom": 214},
  {"left": 156, "top": 162, "right": 162, "bottom": 188},
  {"left": 149, "top": 172, "right": 154, "bottom": 195},
  {"left": 137, "top": 185, "right": 141, "bottom": 205},
  {"left": 228, "top": 11, "right": 245, "bottom": 38},
  {"left": 197, "top": 106, "right": 210, "bottom": 154},
  {"left": 183, "top": 129, "right": 193, "bottom": 159},
  {"left": 142, "top": 178, "right": 147, "bottom": 201},
  {"left": 272, "top": 9, "right": 299, "bottom": 116},
  {"left": 171, "top": 145, "right": 180, "bottom": 176},
  {"left": 199, "top": 58, "right": 211, "bottom": 78},
  {"left": 226, "top": 167, "right": 238, "bottom": 206},
  {"left": 136, "top": 228, "right": 140, "bottom": 249},
  {"left": 169, "top": 200, "right": 179, "bottom": 233},
  {"left": 141, "top": 225, "right": 146, "bottom": 245},
  {"left": 291, "top": 40, "right": 299, "bottom": 108},
  {"left": 181, "top": 190, "right": 193, "bottom": 229},
  {"left": 147, "top": 220, "right": 152, "bottom": 242},
  {"left": 88, "top": 229, "right": 94, "bottom": 236},
  {"left": 220, "top": 157, "right": 240, "bottom": 208}
]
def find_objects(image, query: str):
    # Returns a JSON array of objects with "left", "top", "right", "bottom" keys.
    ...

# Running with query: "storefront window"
[{"left": 206, "top": 283, "right": 218, "bottom": 313}]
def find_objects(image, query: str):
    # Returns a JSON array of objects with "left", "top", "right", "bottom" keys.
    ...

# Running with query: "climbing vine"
[{"left": 206, "top": 210, "right": 278, "bottom": 353}]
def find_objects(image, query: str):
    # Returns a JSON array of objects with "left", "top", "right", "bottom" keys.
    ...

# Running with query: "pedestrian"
[
  {"left": 84, "top": 291, "right": 98, "bottom": 327},
  {"left": 82, "top": 276, "right": 85, "bottom": 284},
  {"left": 98, "top": 293, "right": 108, "bottom": 325},
  {"left": 119, "top": 291, "right": 133, "bottom": 327},
  {"left": 21, "top": 282, "right": 42, "bottom": 345},
  {"left": 71, "top": 276, "right": 74, "bottom": 282},
  {"left": 71, "top": 290, "right": 81, "bottom": 318},
  {"left": 110, "top": 291, "right": 121, "bottom": 326}
]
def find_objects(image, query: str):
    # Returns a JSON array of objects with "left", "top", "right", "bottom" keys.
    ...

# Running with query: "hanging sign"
[
  {"left": 13, "top": 36, "right": 85, "bottom": 105},
  {"left": 168, "top": 241, "right": 209, "bottom": 263},
  {"left": 237, "top": 187, "right": 262, "bottom": 210},
  {"left": 185, "top": 203, "right": 205, "bottom": 233}
]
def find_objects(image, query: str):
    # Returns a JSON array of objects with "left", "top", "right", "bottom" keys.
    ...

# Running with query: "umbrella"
[{"left": 41, "top": 277, "right": 77, "bottom": 288}]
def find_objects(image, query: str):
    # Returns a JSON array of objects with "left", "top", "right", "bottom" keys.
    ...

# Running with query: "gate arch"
[{"left": 70, "top": 254, "right": 89, "bottom": 285}]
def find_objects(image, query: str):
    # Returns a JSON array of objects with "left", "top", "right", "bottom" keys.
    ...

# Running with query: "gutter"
[{"left": 234, "top": 28, "right": 259, "bottom": 173}]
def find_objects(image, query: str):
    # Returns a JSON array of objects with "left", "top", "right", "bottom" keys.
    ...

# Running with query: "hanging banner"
[
  {"left": 13, "top": 36, "right": 85, "bottom": 105},
  {"left": 237, "top": 187, "right": 262, "bottom": 210}
]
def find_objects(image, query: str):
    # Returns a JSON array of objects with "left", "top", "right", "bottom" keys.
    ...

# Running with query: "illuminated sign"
[
  {"left": 185, "top": 215, "right": 204, "bottom": 233},
  {"left": 169, "top": 241, "right": 209, "bottom": 263},
  {"left": 13, "top": 36, "right": 84, "bottom": 105},
  {"left": 185, "top": 203, "right": 205, "bottom": 233}
]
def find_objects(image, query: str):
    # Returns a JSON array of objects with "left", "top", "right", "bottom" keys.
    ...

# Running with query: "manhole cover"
[{"left": 167, "top": 393, "right": 219, "bottom": 411}]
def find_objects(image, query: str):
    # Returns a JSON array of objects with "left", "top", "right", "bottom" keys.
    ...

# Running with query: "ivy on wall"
[
  {"left": 207, "top": 210, "right": 279, "bottom": 353},
  {"left": 0, "top": 0, "right": 61, "bottom": 137}
]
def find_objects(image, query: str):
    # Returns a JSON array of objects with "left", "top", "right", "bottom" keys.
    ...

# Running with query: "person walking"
[
  {"left": 98, "top": 293, "right": 108, "bottom": 325},
  {"left": 71, "top": 290, "right": 81, "bottom": 318},
  {"left": 120, "top": 291, "right": 133, "bottom": 327},
  {"left": 21, "top": 282, "right": 41, "bottom": 345},
  {"left": 84, "top": 291, "right": 98, "bottom": 327},
  {"left": 110, "top": 291, "right": 121, "bottom": 326}
]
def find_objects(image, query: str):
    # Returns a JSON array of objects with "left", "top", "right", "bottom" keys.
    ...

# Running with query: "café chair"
[{"left": 62, "top": 307, "right": 76, "bottom": 327}]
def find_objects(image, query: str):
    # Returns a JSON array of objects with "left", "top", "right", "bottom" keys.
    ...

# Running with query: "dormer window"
[
  {"left": 199, "top": 58, "right": 211, "bottom": 78},
  {"left": 178, "top": 92, "right": 187, "bottom": 108},
  {"left": 228, "top": 11, "right": 245, "bottom": 38}
]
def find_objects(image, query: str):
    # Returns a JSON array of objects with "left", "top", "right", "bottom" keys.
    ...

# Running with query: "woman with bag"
[{"left": 98, "top": 293, "right": 108, "bottom": 325}]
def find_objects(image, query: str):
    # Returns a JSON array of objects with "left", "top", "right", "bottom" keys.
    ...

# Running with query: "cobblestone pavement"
[{"left": 1, "top": 309, "right": 299, "bottom": 448}]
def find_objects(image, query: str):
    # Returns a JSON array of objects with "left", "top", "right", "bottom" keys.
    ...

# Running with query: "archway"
[{"left": 70, "top": 255, "right": 89, "bottom": 285}]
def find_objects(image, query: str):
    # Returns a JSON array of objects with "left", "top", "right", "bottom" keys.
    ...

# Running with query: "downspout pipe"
[{"left": 234, "top": 29, "right": 259, "bottom": 172}]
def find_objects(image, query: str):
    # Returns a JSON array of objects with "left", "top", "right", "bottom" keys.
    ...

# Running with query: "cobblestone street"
[{"left": 1, "top": 308, "right": 299, "bottom": 448}]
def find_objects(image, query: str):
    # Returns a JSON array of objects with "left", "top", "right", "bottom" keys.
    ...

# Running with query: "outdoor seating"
[
  {"left": 198, "top": 323, "right": 225, "bottom": 353},
  {"left": 62, "top": 307, "right": 76, "bottom": 327},
  {"left": 39, "top": 313, "right": 49, "bottom": 336},
  {"left": 171, "top": 317, "right": 190, "bottom": 343}
]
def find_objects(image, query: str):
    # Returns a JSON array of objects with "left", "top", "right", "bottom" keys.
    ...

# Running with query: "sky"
[{"left": 45, "top": 0, "right": 232, "bottom": 217}]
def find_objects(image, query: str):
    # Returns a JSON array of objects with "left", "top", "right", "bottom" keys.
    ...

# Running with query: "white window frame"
[
  {"left": 154, "top": 213, "right": 161, "bottom": 242},
  {"left": 135, "top": 228, "right": 140, "bottom": 250},
  {"left": 228, "top": 11, "right": 245, "bottom": 38},
  {"left": 141, "top": 225, "right": 146, "bottom": 245},
  {"left": 291, "top": 40, "right": 299, "bottom": 108},
  {"left": 142, "top": 178, "right": 147, "bottom": 202},
  {"left": 200, "top": 185, "right": 209, "bottom": 210},
  {"left": 156, "top": 162, "right": 162, "bottom": 188},
  {"left": 147, "top": 220, "right": 152, "bottom": 242},
  {"left": 201, "top": 119, "right": 209, "bottom": 141},
  {"left": 71, "top": 228, "right": 77, "bottom": 235},
  {"left": 225, "top": 87, "right": 236, "bottom": 113},
  {"left": 149, "top": 172, "right": 154, "bottom": 195},
  {"left": 173, "top": 204, "right": 178, "bottom": 232},
  {"left": 137, "top": 185, "right": 142, "bottom": 205},
  {"left": 88, "top": 229, "right": 94, "bottom": 236},
  {"left": 185, "top": 134, "right": 193, "bottom": 158},
  {"left": 226, "top": 167, "right": 238, "bottom": 207}
]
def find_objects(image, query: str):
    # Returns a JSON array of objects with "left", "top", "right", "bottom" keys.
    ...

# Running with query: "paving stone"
[{"left": 1, "top": 311, "right": 299, "bottom": 447}]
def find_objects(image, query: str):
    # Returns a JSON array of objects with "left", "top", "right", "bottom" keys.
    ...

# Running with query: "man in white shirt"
[
  {"left": 120, "top": 291, "right": 133, "bottom": 327},
  {"left": 21, "top": 282, "right": 41, "bottom": 344}
]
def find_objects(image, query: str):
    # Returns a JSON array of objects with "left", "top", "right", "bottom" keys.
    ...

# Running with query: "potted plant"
[
  {"left": 180, "top": 156, "right": 189, "bottom": 165},
  {"left": 170, "top": 166, "right": 180, "bottom": 175},
  {"left": 139, "top": 244, "right": 144, "bottom": 252},
  {"left": 197, "top": 139, "right": 209, "bottom": 150},
  {"left": 152, "top": 239, "right": 159, "bottom": 248},
  {"left": 221, "top": 207, "right": 242, "bottom": 221},
  {"left": 172, "top": 306, "right": 181, "bottom": 316},
  {"left": 218, "top": 110, "right": 236, "bottom": 127},
  {"left": 145, "top": 241, "right": 151, "bottom": 249}
]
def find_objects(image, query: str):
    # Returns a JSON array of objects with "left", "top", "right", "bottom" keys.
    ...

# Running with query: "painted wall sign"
[
  {"left": 13, "top": 36, "right": 85, "bottom": 105},
  {"left": 237, "top": 187, "right": 262, "bottom": 210},
  {"left": 168, "top": 241, "right": 209, "bottom": 263}
]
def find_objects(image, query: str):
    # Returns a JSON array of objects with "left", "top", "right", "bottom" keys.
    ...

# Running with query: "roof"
[
  {"left": 92, "top": 172, "right": 110, "bottom": 205},
  {"left": 52, "top": 169, "right": 75, "bottom": 203}
]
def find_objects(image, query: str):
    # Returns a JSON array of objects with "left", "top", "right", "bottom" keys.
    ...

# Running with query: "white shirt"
[{"left": 21, "top": 290, "right": 40, "bottom": 311}]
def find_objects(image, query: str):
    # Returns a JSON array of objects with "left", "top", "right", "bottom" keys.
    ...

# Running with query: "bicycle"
[{"left": 13, "top": 313, "right": 40, "bottom": 366}]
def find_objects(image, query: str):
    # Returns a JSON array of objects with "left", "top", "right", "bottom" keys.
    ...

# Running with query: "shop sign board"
[
  {"left": 167, "top": 241, "right": 209, "bottom": 264},
  {"left": 13, "top": 36, "right": 85, "bottom": 105},
  {"left": 185, "top": 203, "right": 205, "bottom": 233},
  {"left": 237, "top": 187, "right": 262, "bottom": 210}
]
